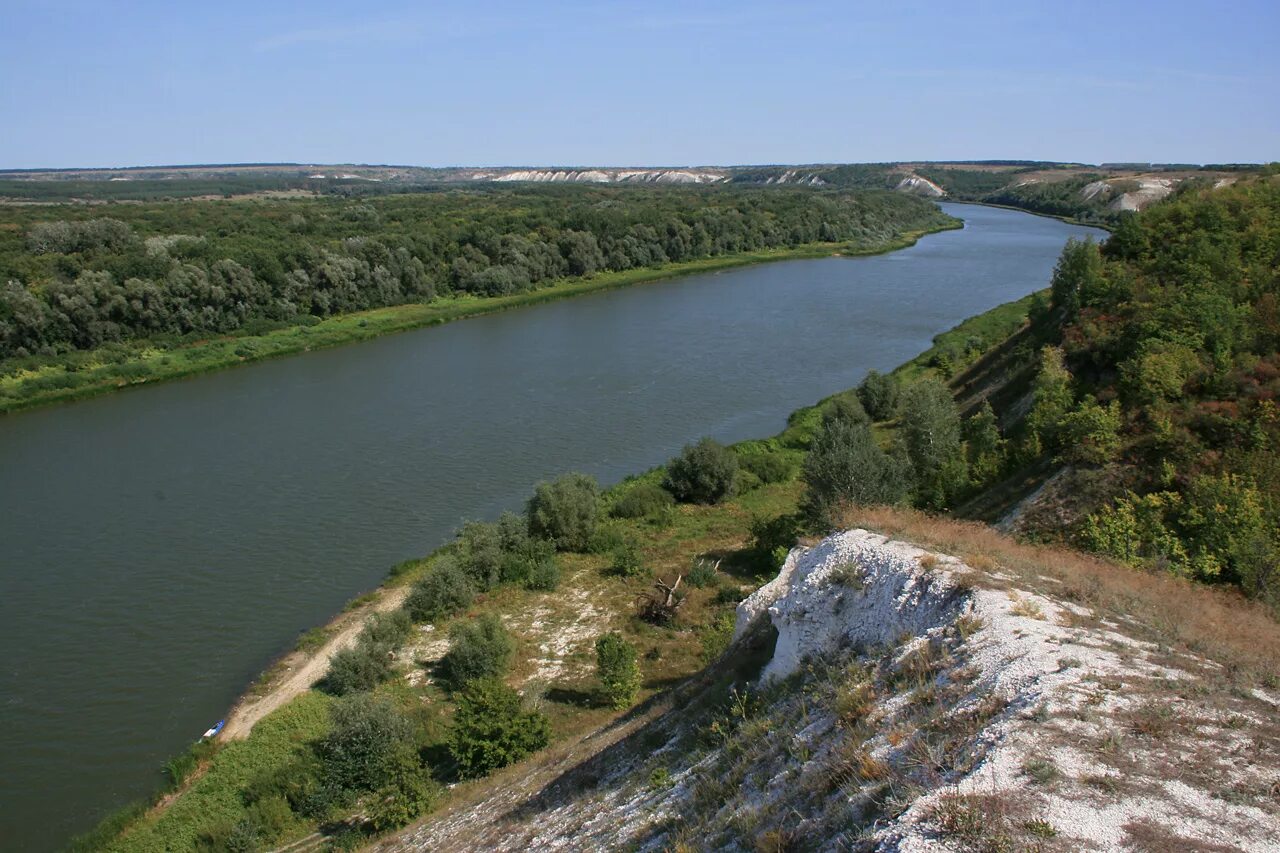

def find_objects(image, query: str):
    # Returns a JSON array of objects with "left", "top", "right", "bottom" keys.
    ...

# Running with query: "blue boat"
[{"left": 201, "top": 719, "right": 225, "bottom": 739}]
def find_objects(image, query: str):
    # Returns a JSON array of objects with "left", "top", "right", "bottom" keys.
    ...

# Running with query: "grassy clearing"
[{"left": 0, "top": 223, "right": 957, "bottom": 415}]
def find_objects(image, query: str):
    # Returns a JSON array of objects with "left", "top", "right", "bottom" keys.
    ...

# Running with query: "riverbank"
[
  {"left": 78, "top": 271, "right": 1040, "bottom": 850},
  {"left": 0, "top": 221, "right": 960, "bottom": 416}
]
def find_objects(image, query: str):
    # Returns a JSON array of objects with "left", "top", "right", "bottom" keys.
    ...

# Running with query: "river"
[{"left": 0, "top": 203, "right": 1103, "bottom": 849}]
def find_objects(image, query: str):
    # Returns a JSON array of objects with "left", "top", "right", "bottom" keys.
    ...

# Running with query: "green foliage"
[
  {"left": 686, "top": 558, "right": 719, "bottom": 588},
  {"left": 738, "top": 451, "right": 796, "bottom": 484},
  {"left": 664, "top": 437, "right": 739, "bottom": 504},
  {"left": 900, "top": 377, "right": 967, "bottom": 510},
  {"left": 749, "top": 513, "right": 802, "bottom": 568},
  {"left": 963, "top": 401, "right": 1005, "bottom": 486},
  {"left": 323, "top": 609, "right": 415, "bottom": 696},
  {"left": 439, "top": 614, "right": 514, "bottom": 689},
  {"left": 527, "top": 472, "right": 601, "bottom": 551},
  {"left": 323, "top": 640, "right": 397, "bottom": 697},
  {"left": 610, "top": 482, "right": 676, "bottom": 518},
  {"left": 316, "top": 695, "right": 415, "bottom": 797},
  {"left": 1057, "top": 395, "right": 1122, "bottom": 465},
  {"left": 362, "top": 610, "right": 413, "bottom": 647},
  {"left": 448, "top": 678, "right": 551, "bottom": 779},
  {"left": 699, "top": 611, "right": 737, "bottom": 663},
  {"left": 1022, "top": 346, "right": 1074, "bottom": 460},
  {"left": 857, "top": 369, "right": 901, "bottom": 421},
  {"left": 405, "top": 557, "right": 475, "bottom": 624},
  {"left": 365, "top": 746, "right": 439, "bottom": 832},
  {"left": 595, "top": 632, "right": 642, "bottom": 710},
  {"left": 801, "top": 418, "right": 911, "bottom": 527},
  {"left": 610, "top": 540, "right": 649, "bottom": 579},
  {"left": 455, "top": 520, "right": 505, "bottom": 590},
  {"left": 820, "top": 392, "right": 869, "bottom": 428},
  {"left": 522, "top": 554, "right": 561, "bottom": 591},
  {"left": 1049, "top": 238, "right": 1105, "bottom": 320}
]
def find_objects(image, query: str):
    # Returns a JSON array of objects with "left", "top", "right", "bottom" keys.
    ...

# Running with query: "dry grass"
[{"left": 838, "top": 505, "right": 1280, "bottom": 684}]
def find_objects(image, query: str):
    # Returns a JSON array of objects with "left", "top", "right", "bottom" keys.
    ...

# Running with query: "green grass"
[
  {"left": 0, "top": 222, "right": 958, "bottom": 415},
  {"left": 108, "top": 691, "right": 331, "bottom": 852}
]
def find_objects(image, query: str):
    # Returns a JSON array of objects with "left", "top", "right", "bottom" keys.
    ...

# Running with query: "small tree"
[
  {"left": 900, "top": 378, "right": 967, "bottom": 510},
  {"left": 316, "top": 695, "right": 414, "bottom": 796},
  {"left": 820, "top": 392, "right": 869, "bottom": 428},
  {"left": 963, "top": 401, "right": 1005, "bottom": 486},
  {"left": 448, "top": 678, "right": 551, "bottom": 779},
  {"left": 595, "top": 632, "right": 641, "bottom": 710},
  {"left": 1057, "top": 395, "right": 1121, "bottom": 465},
  {"left": 455, "top": 520, "right": 504, "bottom": 591},
  {"left": 664, "top": 437, "right": 738, "bottom": 504},
  {"left": 1022, "top": 346, "right": 1074, "bottom": 460},
  {"left": 439, "top": 614, "right": 514, "bottom": 689},
  {"left": 323, "top": 640, "right": 395, "bottom": 696},
  {"left": 527, "top": 473, "right": 601, "bottom": 551},
  {"left": 405, "top": 557, "right": 475, "bottom": 624},
  {"left": 800, "top": 418, "right": 911, "bottom": 528},
  {"left": 858, "top": 369, "right": 901, "bottom": 421}
]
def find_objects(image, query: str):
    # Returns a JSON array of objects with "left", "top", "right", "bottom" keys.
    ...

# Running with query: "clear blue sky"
[{"left": 3, "top": 0, "right": 1276, "bottom": 169}]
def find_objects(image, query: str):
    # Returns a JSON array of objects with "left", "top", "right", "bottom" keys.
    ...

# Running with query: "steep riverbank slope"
[{"left": 377, "top": 523, "right": 1280, "bottom": 851}]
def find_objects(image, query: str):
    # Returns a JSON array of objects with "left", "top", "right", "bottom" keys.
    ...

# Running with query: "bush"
[
  {"left": 405, "top": 557, "right": 475, "bottom": 624},
  {"left": 586, "top": 522, "right": 628, "bottom": 554},
  {"left": 664, "top": 437, "right": 738, "bottom": 504},
  {"left": 523, "top": 554, "right": 561, "bottom": 591},
  {"left": 739, "top": 451, "right": 796, "bottom": 484},
  {"left": 498, "top": 537, "right": 555, "bottom": 586},
  {"left": 821, "top": 392, "right": 869, "bottom": 427},
  {"left": 595, "top": 632, "right": 641, "bottom": 710},
  {"left": 323, "top": 640, "right": 396, "bottom": 696},
  {"left": 448, "top": 678, "right": 551, "bottom": 779},
  {"left": 610, "top": 541, "right": 648, "bottom": 578},
  {"left": 900, "top": 377, "right": 967, "bottom": 510},
  {"left": 316, "top": 695, "right": 414, "bottom": 796},
  {"left": 750, "top": 513, "right": 801, "bottom": 569},
  {"left": 686, "top": 558, "right": 719, "bottom": 588},
  {"left": 858, "top": 369, "right": 901, "bottom": 421},
  {"left": 362, "top": 610, "right": 413, "bottom": 647},
  {"left": 611, "top": 482, "right": 675, "bottom": 518},
  {"left": 801, "top": 418, "right": 911, "bottom": 528},
  {"left": 455, "top": 520, "right": 504, "bottom": 590},
  {"left": 439, "top": 614, "right": 514, "bottom": 689},
  {"left": 527, "top": 473, "right": 601, "bottom": 551},
  {"left": 733, "top": 468, "right": 763, "bottom": 494},
  {"left": 365, "top": 745, "right": 438, "bottom": 832}
]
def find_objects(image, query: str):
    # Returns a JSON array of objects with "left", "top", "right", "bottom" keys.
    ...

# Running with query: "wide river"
[{"left": 0, "top": 203, "right": 1103, "bottom": 849}]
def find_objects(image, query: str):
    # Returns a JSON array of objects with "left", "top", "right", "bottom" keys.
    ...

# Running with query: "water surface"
[{"left": 0, "top": 204, "right": 1103, "bottom": 849}]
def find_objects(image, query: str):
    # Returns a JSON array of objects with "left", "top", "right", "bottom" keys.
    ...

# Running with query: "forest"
[{"left": 0, "top": 186, "right": 949, "bottom": 367}]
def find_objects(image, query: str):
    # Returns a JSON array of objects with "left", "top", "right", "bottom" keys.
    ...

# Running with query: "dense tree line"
[{"left": 0, "top": 186, "right": 950, "bottom": 362}]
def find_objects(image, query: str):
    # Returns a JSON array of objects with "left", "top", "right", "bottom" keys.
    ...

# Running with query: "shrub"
[
  {"left": 362, "top": 610, "right": 413, "bottom": 647},
  {"left": 586, "top": 522, "right": 628, "bottom": 554},
  {"left": 595, "top": 632, "right": 642, "bottom": 710},
  {"left": 801, "top": 418, "right": 911, "bottom": 528},
  {"left": 963, "top": 401, "right": 1006, "bottom": 486},
  {"left": 523, "top": 555, "right": 561, "bottom": 591},
  {"left": 699, "top": 611, "right": 737, "bottom": 663},
  {"left": 686, "top": 558, "right": 719, "bottom": 588},
  {"left": 455, "top": 520, "right": 504, "bottom": 590},
  {"left": 405, "top": 557, "right": 475, "bottom": 624},
  {"left": 740, "top": 451, "right": 796, "bottom": 484},
  {"left": 900, "top": 377, "right": 967, "bottom": 510},
  {"left": 498, "top": 537, "right": 555, "bottom": 586},
  {"left": 1057, "top": 395, "right": 1122, "bottom": 465},
  {"left": 858, "top": 369, "right": 901, "bottom": 421},
  {"left": 365, "top": 745, "right": 438, "bottom": 832},
  {"left": 750, "top": 513, "right": 801, "bottom": 570},
  {"left": 664, "top": 437, "right": 738, "bottom": 504},
  {"left": 527, "top": 473, "right": 601, "bottom": 551},
  {"left": 323, "top": 640, "right": 396, "bottom": 696},
  {"left": 733, "top": 468, "right": 763, "bottom": 494},
  {"left": 821, "top": 392, "right": 869, "bottom": 427},
  {"left": 439, "top": 614, "right": 514, "bottom": 689},
  {"left": 316, "top": 694, "right": 414, "bottom": 796},
  {"left": 448, "top": 678, "right": 551, "bottom": 779},
  {"left": 610, "top": 541, "right": 648, "bottom": 578},
  {"left": 611, "top": 482, "right": 675, "bottom": 518}
]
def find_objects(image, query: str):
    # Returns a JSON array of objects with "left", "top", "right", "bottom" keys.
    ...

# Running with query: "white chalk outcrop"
[
  {"left": 894, "top": 174, "right": 946, "bottom": 197},
  {"left": 490, "top": 168, "right": 728, "bottom": 185},
  {"left": 383, "top": 530, "right": 1280, "bottom": 852},
  {"left": 734, "top": 530, "right": 969, "bottom": 681}
]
